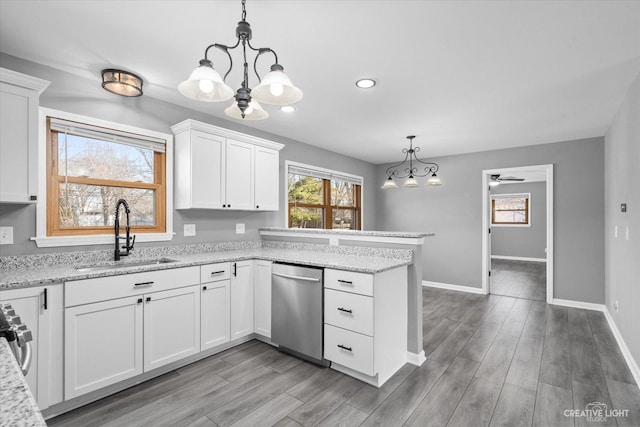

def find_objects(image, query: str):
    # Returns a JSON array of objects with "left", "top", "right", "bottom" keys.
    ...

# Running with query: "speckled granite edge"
[
  {"left": 0, "top": 338, "right": 47, "bottom": 427},
  {"left": 263, "top": 241, "right": 413, "bottom": 261},
  {"left": 260, "top": 227, "right": 434, "bottom": 238},
  {"left": 0, "top": 241, "right": 262, "bottom": 270}
]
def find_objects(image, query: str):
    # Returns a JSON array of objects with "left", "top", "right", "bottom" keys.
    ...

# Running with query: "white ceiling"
[{"left": 1, "top": 1, "right": 639, "bottom": 164}]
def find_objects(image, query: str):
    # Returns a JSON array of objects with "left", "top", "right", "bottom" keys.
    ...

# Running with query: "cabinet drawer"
[
  {"left": 324, "top": 324, "right": 374, "bottom": 376},
  {"left": 65, "top": 267, "right": 200, "bottom": 307},
  {"left": 324, "top": 289, "right": 373, "bottom": 336},
  {"left": 325, "top": 269, "right": 373, "bottom": 296},
  {"left": 201, "top": 262, "right": 231, "bottom": 283}
]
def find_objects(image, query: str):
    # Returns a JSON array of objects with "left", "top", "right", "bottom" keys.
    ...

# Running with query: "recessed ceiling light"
[
  {"left": 356, "top": 78, "right": 376, "bottom": 89},
  {"left": 280, "top": 105, "right": 296, "bottom": 113}
]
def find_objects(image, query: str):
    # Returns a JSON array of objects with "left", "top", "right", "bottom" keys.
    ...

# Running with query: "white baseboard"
[
  {"left": 491, "top": 255, "right": 547, "bottom": 262},
  {"left": 551, "top": 298, "right": 605, "bottom": 312},
  {"left": 407, "top": 350, "right": 426, "bottom": 366},
  {"left": 422, "top": 280, "right": 485, "bottom": 294},
  {"left": 603, "top": 307, "right": 640, "bottom": 389}
]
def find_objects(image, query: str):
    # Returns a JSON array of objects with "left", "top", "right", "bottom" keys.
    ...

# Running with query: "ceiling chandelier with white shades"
[
  {"left": 178, "top": 0, "right": 303, "bottom": 120},
  {"left": 382, "top": 136, "right": 442, "bottom": 189}
]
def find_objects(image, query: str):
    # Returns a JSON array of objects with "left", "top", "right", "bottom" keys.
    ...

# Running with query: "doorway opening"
[{"left": 481, "top": 165, "right": 554, "bottom": 303}]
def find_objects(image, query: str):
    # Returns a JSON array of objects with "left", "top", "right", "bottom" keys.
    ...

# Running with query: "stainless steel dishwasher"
[{"left": 271, "top": 262, "right": 328, "bottom": 366}]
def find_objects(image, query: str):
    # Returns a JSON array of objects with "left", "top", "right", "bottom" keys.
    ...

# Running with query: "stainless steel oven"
[{"left": 0, "top": 303, "right": 33, "bottom": 375}]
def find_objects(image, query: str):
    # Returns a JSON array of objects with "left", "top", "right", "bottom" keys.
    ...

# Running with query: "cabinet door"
[
  {"left": 144, "top": 286, "right": 200, "bottom": 371},
  {"left": 190, "top": 130, "right": 226, "bottom": 208},
  {"left": 254, "top": 260, "right": 272, "bottom": 338},
  {"left": 0, "top": 82, "right": 38, "bottom": 203},
  {"left": 201, "top": 280, "right": 230, "bottom": 350},
  {"left": 254, "top": 146, "right": 279, "bottom": 211},
  {"left": 230, "top": 261, "right": 254, "bottom": 339},
  {"left": 225, "top": 139, "right": 254, "bottom": 210},
  {"left": 64, "top": 296, "right": 143, "bottom": 400},
  {"left": 0, "top": 285, "right": 62, "bottom": 409}
]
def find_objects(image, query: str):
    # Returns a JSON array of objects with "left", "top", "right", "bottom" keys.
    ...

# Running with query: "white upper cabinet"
[
  {"left": 0, "top": 68, "right": 49, "bottom": 204},
  {"left": 175, "top": 130, "right": 225, "bottom": 209},
  {"left": 225, "top": 138, "right": 254, "bottom": 210},
  {"left": 254, "top": 146, "right": 280, "bottom": 211},
  {"left": 171, "top": 119, "right": 283, "bottom": 211}
]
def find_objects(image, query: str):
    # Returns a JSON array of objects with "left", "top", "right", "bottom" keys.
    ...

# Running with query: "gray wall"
[
  {"left": 605, "top": 71, "right": 640, "bottom": 372},
  {"left": 0, "top": 53, "right": 378, "bottom": 256},
  {"left": 375, "top": 137, "right": 605, "bottom": 304},
  {"left": 491, "top": 182, "right": 547, "bottom": 259}
]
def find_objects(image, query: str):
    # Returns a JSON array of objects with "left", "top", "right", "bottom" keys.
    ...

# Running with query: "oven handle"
[{"left": 20, "top": 341, "right": 32, "bottom": 376}]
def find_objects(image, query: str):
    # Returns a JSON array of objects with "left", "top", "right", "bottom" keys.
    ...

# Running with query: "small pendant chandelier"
[
  {"left": 382, "top": 136, "right": 442, "bottom": 189},
  {"left": 178, "top": 0, "right": 303, "bottom": 120}
]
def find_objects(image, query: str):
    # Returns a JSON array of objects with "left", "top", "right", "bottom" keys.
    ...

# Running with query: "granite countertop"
[
  {"left": 260, "top": 227, "right": 434, "bottom": 238},
  {"left": 0, "top": 338, "right": 47, "bottom": 427},
  {"left": 0, "top": 245, "right": 412, "bottom": 290}
]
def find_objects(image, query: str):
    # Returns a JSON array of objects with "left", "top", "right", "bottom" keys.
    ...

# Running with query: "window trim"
[
  {"left": 284, "top": 160, "right": 364, "bottom": 230},
  {"left": 491, "top": 192, "right": 531, "bottom": 227},
  {"left": 33, "top": 108, "right": 174, "bottom": 247}
]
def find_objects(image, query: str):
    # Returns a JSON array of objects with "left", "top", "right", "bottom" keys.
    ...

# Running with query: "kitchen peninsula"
[{"left": 259, "top": 227, "right": 432, "bottom": 366}]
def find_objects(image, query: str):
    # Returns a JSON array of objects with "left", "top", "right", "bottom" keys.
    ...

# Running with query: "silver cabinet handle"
[
  {"left": 337, "top": 279, "right": 353, "bottom": 285},
  {"left": 337, "top": 344, "right": 352, "bottom": 352},
  {"left": 20, "top": 341, "right": 32, "bottom": 375},
  {"left": 210, "top": 270, "right": 225, "bottom": 275},
  {"left": 272, "top": 272, "right": 320, "bottom": 282},
  {"left": 337, "top": 307, "right": 353, "bottom": 314}
]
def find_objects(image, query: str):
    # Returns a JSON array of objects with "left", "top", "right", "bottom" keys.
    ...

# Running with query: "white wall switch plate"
[
  {"left": 236, "top": 223, "right": 245, "bottom": 234},
  {"left": 184, "top": 224, "right": 196, "bottom": 236},
  {"left": 0, "top": 227, "right": 14, "bottom": 245}
]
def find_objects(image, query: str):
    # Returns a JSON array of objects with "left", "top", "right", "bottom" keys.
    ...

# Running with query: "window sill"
[
  {"left": 31, "top": 233, "right": 175, "bottom": 248},
  {"left": 491, "top": 224, "right": 531, "bottom": 228}
]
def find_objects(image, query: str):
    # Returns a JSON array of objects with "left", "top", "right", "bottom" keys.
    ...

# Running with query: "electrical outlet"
[
  {"left": 626, "top": 226, "right": 630, "bottom": 241},
  {"left": 236, "top": 223, "right": 245, "bottom": 234},
  {"left": 614, "top": 300, "right": 619, "bottom": 313},
  {"left": 184, "top": 224, "right": 196, "bottom": 237},
  {"left": 0, "top": 227, "right": 14, "bottom": 245}
]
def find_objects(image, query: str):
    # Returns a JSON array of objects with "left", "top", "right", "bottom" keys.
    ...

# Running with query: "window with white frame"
[
  {"left": 35, "top": 109, "right": 173, "bottom": 247},
  {"left": 287, "top": 162, "right": 363, "bottom": 230},
  {"left": 491, "top": 193, "right": 530, "bottom": 226}
]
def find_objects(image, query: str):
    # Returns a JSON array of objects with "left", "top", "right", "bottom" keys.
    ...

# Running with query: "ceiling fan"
[{"left": 489, "top": 174, "right": 525, "bottom": 186}]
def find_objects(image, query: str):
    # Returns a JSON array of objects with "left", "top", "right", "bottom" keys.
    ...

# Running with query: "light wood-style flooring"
[
  {"left": 490, "top": 259, "right": 546, "bottom": 302},
  {"left": 48, "top": 287, "right": 639, "bottom": 427}
]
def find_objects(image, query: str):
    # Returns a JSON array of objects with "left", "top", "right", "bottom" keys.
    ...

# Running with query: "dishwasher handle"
[{"left": 272, "top": 272, "right": 321, "bottom": 283}]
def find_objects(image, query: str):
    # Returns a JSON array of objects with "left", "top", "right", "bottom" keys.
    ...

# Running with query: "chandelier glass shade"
[
  {"left": 382, "top": 136, "right": 442, "bottom": 189},
  {"left": 178, "top": 0, "right": 302, "bottom": 120}
]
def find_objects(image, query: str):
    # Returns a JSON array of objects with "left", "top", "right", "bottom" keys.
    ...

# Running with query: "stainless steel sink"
[{"left": 76, "top": 258, "right": 178, "bottom": 273}]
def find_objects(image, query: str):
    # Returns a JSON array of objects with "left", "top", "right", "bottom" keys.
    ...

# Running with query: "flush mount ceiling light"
[
  {"left": 178, "top": 0, "right": 302, "bottom": 120},
  {"left": 280, "top": 105, "right": 296, "bottom": 113},
  {"left": 355, "top": 78, "right": 376, "bottom": 89},
  {"left": 101, "top": 69, "right": 143, "bottom": 97},
  {"left": 382, "top": 135, "right": 442, "bottom": 189}
]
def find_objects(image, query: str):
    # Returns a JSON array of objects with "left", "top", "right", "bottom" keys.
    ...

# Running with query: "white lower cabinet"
[
  {"left": 201, "top": 262, "right": 231, "bottom": 350},
  {"left": 65, "top": 285, "right": 201, "bottom": 400},
  {"left": 323, "top": 266, "right": 408, "bottom": 387},
  {"left": 230, "top": 260, "right": 254, "bottom": 339},
  {"left": 64, "top": 295, "right": 143, "bottom": 400},
  {"left": 0, "top": 284, "right": 63, "bottom": 409},
  {"left": 253, "top": 260, "right": 272, "bottom": 338},
  {"left": 143, "top": 286, "right": 200, "bottom": 371},
  {"left": 64, "top": 267, "right": 201, "bottom": 400}
]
